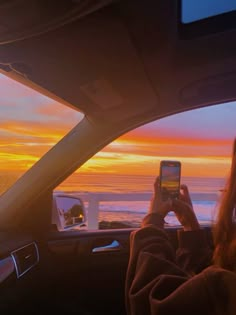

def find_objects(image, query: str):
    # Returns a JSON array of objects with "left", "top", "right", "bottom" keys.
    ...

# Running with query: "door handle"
[{"left": 92, "top": 240, "right": 121, "bottom": 253}]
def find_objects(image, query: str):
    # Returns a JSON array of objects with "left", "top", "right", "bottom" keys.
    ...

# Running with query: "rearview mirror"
[{"left": 52, "top": 193, "right": 87, "bottom": 231}]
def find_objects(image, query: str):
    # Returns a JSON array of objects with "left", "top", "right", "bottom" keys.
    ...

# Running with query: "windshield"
[{"left": 0, "top": 74, "right": 83, "bottom": 195}]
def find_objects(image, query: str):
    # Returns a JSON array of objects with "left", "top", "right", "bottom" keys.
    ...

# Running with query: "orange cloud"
[
  {"left": 78, "top": 150, "right": 231, "bottom": 178},
  {"left": 35, "top": 102, "right": 83, "bottom": 122},
  {"left": 0, "top": 121, "right": 68, "bottom": 174},
  {"left": 100, "top": 137, "right": 231, "bottom": 161},
  {"left": 0, "top": 119, "right": 74, "bottom": 138}
]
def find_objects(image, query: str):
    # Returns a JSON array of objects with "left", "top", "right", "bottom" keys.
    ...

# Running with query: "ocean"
[{"left": 58, "top": 174, "right": 227, "bottom": 227}]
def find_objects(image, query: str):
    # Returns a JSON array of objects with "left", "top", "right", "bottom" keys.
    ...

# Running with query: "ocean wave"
[{"left": 97, "top": 200, "right": 217, "bottom": 225}]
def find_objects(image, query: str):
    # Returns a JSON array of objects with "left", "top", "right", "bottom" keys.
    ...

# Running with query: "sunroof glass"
[{"left": 181, "top": 0, "right": 236, "bottom": 24}]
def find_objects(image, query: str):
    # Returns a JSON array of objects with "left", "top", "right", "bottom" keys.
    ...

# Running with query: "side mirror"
[{"left": 52, "top": 193, "right": 87, "bottom": 231}]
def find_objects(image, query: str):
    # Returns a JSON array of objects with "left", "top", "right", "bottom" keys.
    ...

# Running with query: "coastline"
[{"left": 99, "top": 220, "right": 136, "bottom": 229}]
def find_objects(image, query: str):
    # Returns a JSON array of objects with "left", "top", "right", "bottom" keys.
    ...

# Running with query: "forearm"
[
  {"left": 126, "top": 210, "right": 190, "bottom": 311},
  {"left": 126, "top": 224, "right": 191, "bottom": 315},
  {"left": 141, "top": 212, "right": 165, "bottom": 228}
]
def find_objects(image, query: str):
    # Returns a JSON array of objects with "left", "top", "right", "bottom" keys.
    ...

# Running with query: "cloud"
[
  {"left": 34, "top": 101, "right": 83, "bottom": 122},
  {"left": 0, "top": 119, "right": 74, "bottom": 139},
  {"left": 102, "top": 138, "right": 232, "bottom": 159},
  {"left": 0, "top": 74, "right": 83, "bottom": 125},
  {"left": 79, "top": 151, "right": 231, "bottom": 177}
]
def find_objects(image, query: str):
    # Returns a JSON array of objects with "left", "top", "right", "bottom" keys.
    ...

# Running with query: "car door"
[{"left": 0, "top": 190, "right": 131, "bottom": 315}]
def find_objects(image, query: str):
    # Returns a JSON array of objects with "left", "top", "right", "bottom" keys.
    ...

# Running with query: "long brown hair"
[{"left": 213, "top": 138, "right": 236, "bottom": 271}]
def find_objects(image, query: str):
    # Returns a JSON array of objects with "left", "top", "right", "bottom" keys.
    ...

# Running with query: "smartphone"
[{"left": 159, "top": 160, "right": 181, "bottom": 201}]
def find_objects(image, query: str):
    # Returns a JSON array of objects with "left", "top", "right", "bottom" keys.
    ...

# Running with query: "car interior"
[{"left": 0, "top": 0, "right": 236, "bottom": 314}]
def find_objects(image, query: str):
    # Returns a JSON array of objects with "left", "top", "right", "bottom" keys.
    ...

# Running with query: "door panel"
[
  {"left": 41, "top": 229, "right": 133, "bottom": 314},
  {"left": 0, "top": 226, "right": 213, "bottom": 314}
]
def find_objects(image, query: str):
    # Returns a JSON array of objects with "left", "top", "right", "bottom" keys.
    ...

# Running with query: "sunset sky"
[{"left": 0, "top": 73, "right": 235, "bottom": 186}]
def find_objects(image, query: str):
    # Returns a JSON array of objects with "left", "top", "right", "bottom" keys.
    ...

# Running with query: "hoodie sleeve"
[{"left": 125, "top": 214, "right": 213, "bottom": 315}]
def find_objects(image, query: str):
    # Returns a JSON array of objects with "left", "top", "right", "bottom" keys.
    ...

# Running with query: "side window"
[
  {"left": 0, "top": 74, "right": 83, "bottom": 196},
  {"left": 54, "top": 102, "right": 235, "bottom": 231}
]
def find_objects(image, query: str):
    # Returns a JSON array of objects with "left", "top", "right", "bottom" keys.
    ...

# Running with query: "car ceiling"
[{"left": 0, "top": 0, "right": 236, "bottom": 123}]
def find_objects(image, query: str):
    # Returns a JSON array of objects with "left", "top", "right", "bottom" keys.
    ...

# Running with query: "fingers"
[
  {"left": 149, "top": 180, "right": 172, "bottom": 218},
  {"left": 180, "top": 184, "right": 193, "bottom": 207},
  {"left": 180, "top": 184, "right": 190, "bottom": 198},
  {"left": 151, "top": 180, "right": 194, "bottom": 222},
  {"left": 172, "top": 198, "right": 200, "bottom": 231},
  {"left": 180, "top": 183, "right": 188, "bottom": 191},
  {"left": 172, "top": 198, "right": 194, "bottom": 220},
  {"left": 172, "top": 198, "right": 189, "bottom": 213},
  {"left": 154, "top": 176, "right": 160, "bottom": 193}
]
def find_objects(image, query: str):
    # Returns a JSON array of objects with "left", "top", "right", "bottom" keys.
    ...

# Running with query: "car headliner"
[
  {"left": 0, "top": 0, "right": 236, "bottom": 120},
  {"left": 0, "top": 0, "right": 236, "bottom": 227}
]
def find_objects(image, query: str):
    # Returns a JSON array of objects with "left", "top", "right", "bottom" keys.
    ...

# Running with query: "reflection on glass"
[{"left": 56, "top": 196, "right": 85, "bottom": 227}]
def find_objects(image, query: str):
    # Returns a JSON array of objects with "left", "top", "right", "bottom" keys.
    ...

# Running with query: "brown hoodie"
[{"left": 126, "top": 213, "right": 236, "bottom": 315}]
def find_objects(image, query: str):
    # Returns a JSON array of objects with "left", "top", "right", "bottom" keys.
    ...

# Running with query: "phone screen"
[{"left": 160, "top": 161, "right": 181, "bottom": 200}]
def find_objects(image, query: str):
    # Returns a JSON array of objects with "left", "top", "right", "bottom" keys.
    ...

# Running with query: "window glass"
[
  {"left": 0, "top": 74, "right": 83, "bottom": 195},
  {"left": 55, "top": 102, "right": 236, "bottom": 231},
  {"left": 181, "top": 0, "right": 236, "bottom": 23}
]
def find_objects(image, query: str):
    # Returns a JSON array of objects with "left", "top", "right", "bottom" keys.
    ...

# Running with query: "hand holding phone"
[{"left": 159, "top": 160, "right": 181, "bottom": 201}]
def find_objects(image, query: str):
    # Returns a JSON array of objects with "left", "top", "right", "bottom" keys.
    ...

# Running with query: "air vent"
[{"left": 11, "top": 242, "right": 39, "bottom": 278}]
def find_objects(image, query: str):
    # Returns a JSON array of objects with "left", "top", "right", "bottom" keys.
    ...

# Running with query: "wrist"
[
  {"left": 183, "top": 221, "right": 200, "bottom": 231},
  {"left": 142, "top": 213, "right": 165, "bottom": 228}
]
